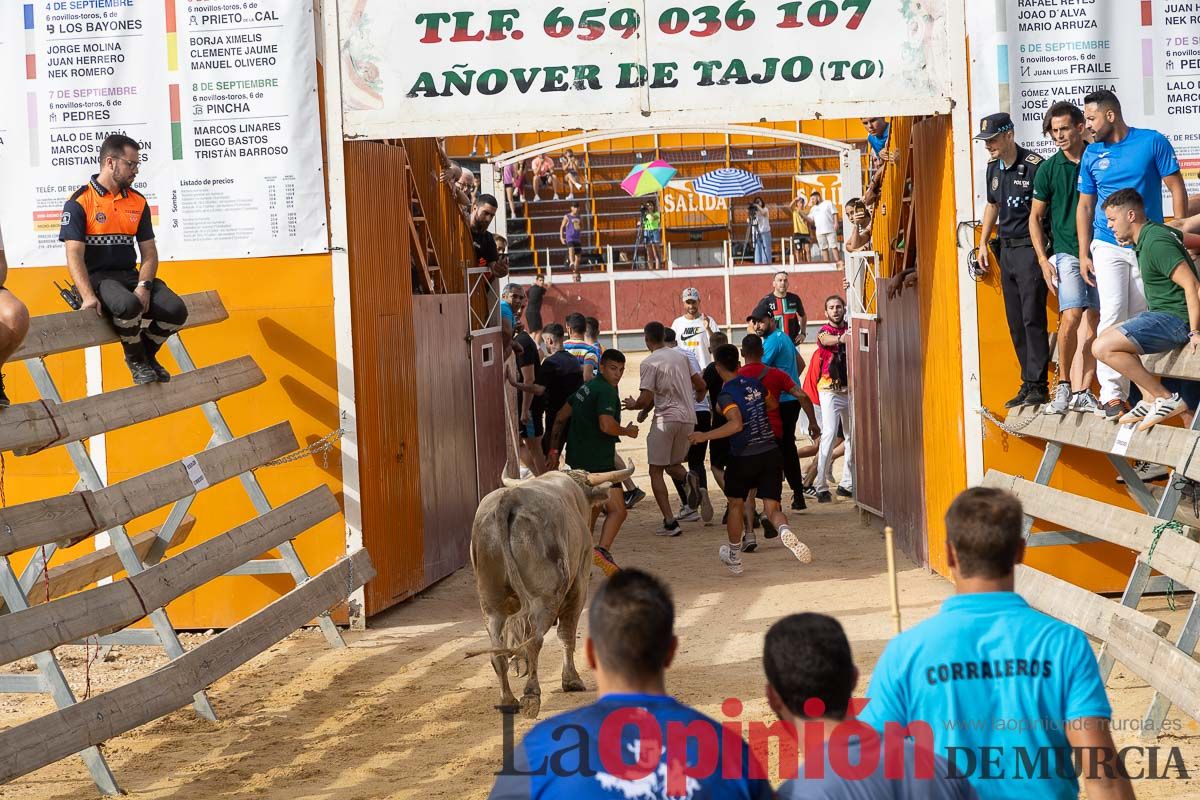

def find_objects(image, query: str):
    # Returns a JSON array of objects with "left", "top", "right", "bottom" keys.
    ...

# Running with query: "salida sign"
[
  {"left": 661, "top": 180, "right": 728, "bottom": 229},
  {"left": 340, "top": 0, "right": 953, "bottom": 138}
]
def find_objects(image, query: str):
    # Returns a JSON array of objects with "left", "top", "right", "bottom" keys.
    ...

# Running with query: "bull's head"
[{"left": 566, "top": 463, "right": 636, "bottom": 507}]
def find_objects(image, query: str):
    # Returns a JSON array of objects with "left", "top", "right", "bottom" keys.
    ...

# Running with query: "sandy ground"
[{"left": 3, "top": 351, "right": 1199, "bottom": 798}]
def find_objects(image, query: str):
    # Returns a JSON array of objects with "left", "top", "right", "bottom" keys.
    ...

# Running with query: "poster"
[
  {"left": 968, "top": 0, "right": 1200, "bottom": 210},
  {"left": 340, "top": 0, "right": 954, "bottom": 139},
  {"left": 0, "top": 0, "right": 327, "bottom": 267}
]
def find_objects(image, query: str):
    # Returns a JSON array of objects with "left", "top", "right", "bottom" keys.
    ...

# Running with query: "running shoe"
[
  {"left": 836, "top": 487, "right": 854, "bottom": 498},
  {"left": 656, "top": 519, "right": 682, "bottom": 537},
  {"left": 675, "top": 505, "right": 700, "bottom": 522},
  {"left": 802, "top": 484, "right": 818, "bottom": 499},
  {"left": 761, "top": 515, "right": 779, "bottom": 539},
  {"left": 684, "top": 471, "right": 702, "bottom": 510},
  {"left": 719, "top": 544, "right": 744, "bottom": 576},
  {"left": 780, "top": 530, "right": 814, "bottom": 564},
  {"left": 699, "top": 489, "right": 714, "bottom": 523},
  {"left": 741, "top": 529, "right": 758, "bottom": 553},
  {"left": 592, "top": 546, "right": 620, "bottom": 577},
  {"left": 816, "top": 491, "right": 833, "bottom": 504},
  {"left": 1070, "top": 390, "right": 1102, "bottom": 414},
  {"left": 1117, "top": 400, "right": 1153, "bottom": 426},
  {"left": 1137, "top": 394, "right": 1187, "bottom": 431},
  {"left": 623, "top": 488, "right": 646, "bottom": 509},
  {"left": 1044, "top": 382, "right": 1072, "bottom": 415},
  {"left": 1102, "top": 399, "right": 1128, "bottom": 421},
  {"left": 1116, "top": 461, "right": 1171, "bottom": 484}
]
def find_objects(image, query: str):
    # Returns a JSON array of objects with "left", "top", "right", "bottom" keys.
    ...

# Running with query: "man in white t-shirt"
[
  {"left": 810, "top": 190, "right": 840, "bottom": 263},
  {"left": 0, "top": 227, "right": 30, "bottom": 408},
  {"left": 671, "top": 287, "right": 720, "bottom": 370},
  {"left": 624, "top": 321, "right": 706, "bottom": 536}
]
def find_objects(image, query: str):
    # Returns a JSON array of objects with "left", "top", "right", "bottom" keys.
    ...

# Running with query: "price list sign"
[{"left": 0, "top": 0, "right": 327, "bottom": 267}]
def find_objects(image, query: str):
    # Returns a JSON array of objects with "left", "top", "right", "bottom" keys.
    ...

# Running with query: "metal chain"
[
  {"left": 1145, "top": 519, "right": 1182, "bottom": 612},
  {"left": 978, "top": 406, "right": 1042, "bottom": 439},
  {"left": 255, "top": 428, "right": 345, "bottom": 471}
]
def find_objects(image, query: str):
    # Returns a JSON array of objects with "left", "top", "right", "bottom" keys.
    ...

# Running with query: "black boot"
[
  {"left": 144, "top": 339, "right": 171, "bottom": 383},
  {"left": 1004, "top": 384, "right": 1030, "bottom": 409},
  {"left": 123, "top": 339, "right": 157, "bottom": 386}
]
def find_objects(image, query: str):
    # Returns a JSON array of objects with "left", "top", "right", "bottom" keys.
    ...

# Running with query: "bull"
[{"left": 469, "top": 464, "right": 635, "bottom": 718}]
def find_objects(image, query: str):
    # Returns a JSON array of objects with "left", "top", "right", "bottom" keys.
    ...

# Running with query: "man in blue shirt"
[
  {"left": 749, "top": 302, "right": 808, "bottom": 510},
  {"left": 859, "top": 487, "right": 1133, "bottom": 800},
  {"left": 765, "top": 612, "right": 976, "bottom": 799},
  {"left": 1075, "top": 89, "right": 1188, "bottom": 418},
  {"left": 489, "top": 569, "right": 771, "bottom": 799}
]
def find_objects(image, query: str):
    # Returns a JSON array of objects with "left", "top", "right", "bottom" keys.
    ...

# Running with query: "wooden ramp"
[
  {"left": 987, "top": 349, "right": 1200, "bottom": 736},
  {"left": 0, "top": 293, "right": 372, "bottom": 795}
]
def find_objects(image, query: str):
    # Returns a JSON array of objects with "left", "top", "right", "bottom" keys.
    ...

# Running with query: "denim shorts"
[
  {"left": 644, "top": 229, "right": 661, "bottom": 244},
  {"left": 1118, "top": 311, "right": 1191, "bottom": 354},
  {"left": 1053, "top": 253, "right": 1099, "bottom": 312}
]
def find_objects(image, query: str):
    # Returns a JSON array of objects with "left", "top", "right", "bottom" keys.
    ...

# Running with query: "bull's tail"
[{"left": 482, "top": 487, "right": 537, "bottom": 675}]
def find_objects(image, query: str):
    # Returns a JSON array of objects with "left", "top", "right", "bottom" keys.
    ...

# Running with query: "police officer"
[{"left": 976, "top": 112, "right": 1049, "bottom": 408}]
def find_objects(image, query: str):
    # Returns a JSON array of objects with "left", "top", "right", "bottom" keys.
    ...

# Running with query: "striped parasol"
[{"left": 691, "top": 168, "right": 763, "bottom": 198}]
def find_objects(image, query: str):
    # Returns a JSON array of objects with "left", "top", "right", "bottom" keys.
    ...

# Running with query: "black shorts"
[
  {"left": 521, "top": 411, "right": 545, "bottom": 440},
  {"left": 526, "top": 311, "right": 544, "bottom": 332},
  {"left": 709, "top": 435, "right": 731, "bottom": 470},
  {"left": 793, "top": 233, "right": 812, "bottom": 245},
  {"left": 723, "top": 447, "right": 783, "bottom": 502}
]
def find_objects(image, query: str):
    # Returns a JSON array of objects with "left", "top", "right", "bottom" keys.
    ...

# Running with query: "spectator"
[
  {"left": 862, "top": 117, "right": 893, "bottom": 208},
  {"left": 844, "top": 198, "right": 873, "bottom": 253},
  {"left": 488, "top": 569, "right": 772, "bottom": 798},
  {"left": 810, "top": 191, "right": 840, "bottom": 264},
  {"left": 517, "top": 323, "right": 582, "bottom": 459},
  {"left": 623, "top": 322, "right": 705, "bottom": 537},
  {"left": 860, "top": 487, "right": 1133, "bottom": 800},
  {"left": 641, "top": 201, "right": 662, "bottom": 270},
  {"left": 765, "top": 613, "right": 975, "bottom": 799},
  {"left": 788, "top": 193, "right": 814, "bottom": 263},
  {"left": 671, "top": 287, "right": 721, "bottom": 369},
  {"left": 547, "top": 350, "right": 639, "bottom": 576},
  {"left": 813, "top": 296, "right": 853, "bottom": 503},
  {"left": 563, "top": 312, "right": 600, "bottom": 382},
  {"left": 60, "top": 134, "right": 188, "bottom": 385},
  {"left": 975, "top": 112, "right": 1050, "bottom": 409},
  {"left": 469, "top": 133, "right": 490, "bottom": 158},
  {"left": 525, "top": 273, "right": 547, "bottom": 341},
  {"left": 502, "top": 158, "right": 526, "bottom": 212},
  {"left": 584, "top": 315, "right": 602, "bottom": 352},
  {"left": 560, "top": 201, "right": 584, "bottom": 283},
  {"left": 1030, "top": 101, "right": 1102, "bottom": 417},
  {"left": 499, "top": 281, "right": 524, "bottom": 364},
  {"left": 0, "top": 227, "right": 30, "bottom": 407},
  {"left": 531, "top": 153, "right": 557, "bottom": 202},
  {"left": 689, "top": 344, "right": 812, "bottom": 575},
  {"left": 560, "top": 149, "right": 585, "bottom": 200},
  {"left": 754, "top": 197, "right": 773, "bottom": 265},
  {"left": 1077, "top": 89, "right": 1188, "bottom": 419},
  {"left": 761, "top": 271, "right": 808, "bottom": 345},
  {"left": 471, "top": 194, "right": 509, "bottom": 279},
  {"left": 1093, "top": 189, "right": 1200, "bottom": 430}
]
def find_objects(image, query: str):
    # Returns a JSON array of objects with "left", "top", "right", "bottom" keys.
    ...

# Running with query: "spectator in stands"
[
  {"left": 761, "top": 271, "right": 808, "bottom": 345},
  {"left": 753, "top": 197, "right": 773, "bottom": 265},
  {"left": 641, "top": 201, "right": 663, "bottom": 270},
  {"left": 525, "top": 273, "right": 547, "bottom": 343},
  {"left": 1093, "top": 189, "right": 1200, "bottom": 431},
  {"left": 788, "top": 193, "right": 814, "bottom": 263},
  {"left": 489, "top": 569, "right": 772, "bottom": 798},
  {"left": 60, "top": 134, "right": 188, "bottom": 385},
  {"left": 844, "top": 198, "right": 873, "bottom": 253},
  {"left": 765, "top": 613, "right": 975, "bottom": 799},
  {"left": 502, "top": 158, "right": 526, "bottom": 212},
  {"left": 810, "top": 191, "right": 840, "bottom": 264},
  {"left": 560, "top": 149, "right": 585, "bottom": 200},
  {"left": 1030, "top": 102, "right": 1102, "bottom": 417},
  {"left": 469, "top": 134, "right": 490, "bottom": 158},
  {"left": 860, "top": 487, "right": 1133, "bottom": 800},
  {"left": 470, "top": 194, "right": 508, "bottom": 279},
  {"left": 1077, "top": 89, "right": 1187, "bottom": 419},
  {"left": 560, "top": 202, "right": 584, "bottom": 282},
  {"left": 813, "top": 296, "right": 853, "bottom": 503},
  {"left": 531, "top": 153, "right": 558, "bottom": 202},
  {"left": 0, "top": 227, "right": 30, "bottom": 407}
]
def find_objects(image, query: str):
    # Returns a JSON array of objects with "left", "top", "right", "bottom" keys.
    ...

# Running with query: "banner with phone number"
[{"left": 340, "top": 0, "right": 953, "bottom": 138}]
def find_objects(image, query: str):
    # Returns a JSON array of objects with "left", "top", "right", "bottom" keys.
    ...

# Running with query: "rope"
[
  {"left": 1145, "top": 519, "right": 1182, "bottom": 612},
  {"left": 255, "top": 428, "right": 346, "bottom": 471}
]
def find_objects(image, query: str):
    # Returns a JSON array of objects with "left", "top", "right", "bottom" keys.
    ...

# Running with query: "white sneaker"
[
  {"left": 719, "top": 544, "right": 744, "bottom": 575},
  {"left": 1116, "top": 460, "right": 1171, "bottom": 484},
  {"left": 1044, "top": 382, "right": 1072, "bottom": 415},
  {"left": 656, "top": 519, "right": 682, "bottom": 537},
  {"left": 1117, "top": 400, "right": 1154, "bottom": 426},
  {"left": 1137, "top": 394, "right": 1187, "bottom": 431},
  {"left": 675, "top": 505, "right": 700, "bottom": 522},
  {"left": 699, "top": 489, "right": 714, "bottom": 523},
  {"left": 1070, "top": 390, "right": 1102, "bottom": 414},
  {"left": 780, "top": 530, "right": 814, "bottom": 564}
]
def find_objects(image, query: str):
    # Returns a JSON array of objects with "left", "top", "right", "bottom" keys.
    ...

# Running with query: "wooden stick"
[{"left": 885, "top": 526, "right": 901, "bottom": 634}]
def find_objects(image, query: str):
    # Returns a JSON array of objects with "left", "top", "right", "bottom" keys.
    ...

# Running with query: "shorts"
[
  {"left": 645, "top": 229, "right": 662, "bottom": 245},
  {"left": 723, "top": 447, "right": 783, "bottom": 502},
  {"left": 647, "top": 419, "right": 693, "bottom": 466},
  {"left": 1053, "top": 253, "right": 1100, "bottom": 312},
  {"left": 709, "top": 435, "right": 731, "bottom": 470},
  {"left": 792, "top": 233, "right": 812, "bottom": 245},
  {"left": 526, "top": 311, "right": 544, "bottom": 331},
  {"left": 566, "top": 239, "right": 582, "bottom": 250},
  {"left": 816, "top": 232, "right": 838, "bottom": 251},
  {"left": 1118, "top": 311, "right": 1190, "bottom": 355},
  {"left": 521, "top": 411, "right": 544, "bottom": 440}
]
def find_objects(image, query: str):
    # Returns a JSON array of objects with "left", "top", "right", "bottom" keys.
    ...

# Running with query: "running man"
[
  {"left": 690, "top": 344, "right": 812, "bottom": 576},
  {"left": 547, "top": 349, "right": 639, "bottom": 576},
  {"left": 560, "top": 202, "right": 584, "bottom": 282},
  {"left": 749, "top": 302, "right": 811, "bottom": 509},
  {"left": 671, "top": 287, "right": 721, "bottom": 518},
  {"left": 664, "top": 327, "right": 713, "bottom": 524}
]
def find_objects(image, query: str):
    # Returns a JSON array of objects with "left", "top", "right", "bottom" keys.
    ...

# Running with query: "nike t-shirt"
[{"left": 671, "top": 314, "right": 720, "bottom": 369}]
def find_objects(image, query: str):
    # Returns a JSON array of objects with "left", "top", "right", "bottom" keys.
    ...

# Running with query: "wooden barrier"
[
  {"left": 1015, "top": 565, "right": 1171, "bottom": 641},
  {"left": 1106, "top": 617, "right": 1200, "bottom": 723}
]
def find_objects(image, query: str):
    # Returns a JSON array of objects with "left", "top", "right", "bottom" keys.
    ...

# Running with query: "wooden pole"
[{"left": 884, "top": 526, "right": 901, "bottom": 634}]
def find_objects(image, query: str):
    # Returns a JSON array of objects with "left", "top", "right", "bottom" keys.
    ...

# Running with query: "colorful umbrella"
[
  {"left": 692, "top": 168, "right": 763, "bottom": 198},
  {"left": 621, "top": 160, "right": 677, "bottom": 197}
]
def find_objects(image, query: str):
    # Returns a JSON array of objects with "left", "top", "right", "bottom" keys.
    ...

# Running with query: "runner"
[
  {"left": 547, "top": 350, "right": 639, "bottom": 576},
  {"left": 748, "top": 302, "right": 811, "bottom": 509},
  {"left": 665, "top": 327, "right": 713, "bottom": 523},
  {"left": 691, "top": 344, "right": 813, "bottom": 576}
]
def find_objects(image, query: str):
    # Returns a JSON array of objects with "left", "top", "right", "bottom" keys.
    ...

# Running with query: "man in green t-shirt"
[
  {"left": 547, "top": 349, "right": 640, "bottom": 576},
  {"left": 1093, "top": 188, "right": 1200, "bottom": 430},
  {"left": 1030, "top": 101, "right": 1102, "bottom": 416}
]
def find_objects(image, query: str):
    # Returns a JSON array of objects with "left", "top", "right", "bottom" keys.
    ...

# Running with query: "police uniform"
[{"left": 979, "top": 114, "right": 1049, "bottom": 396}]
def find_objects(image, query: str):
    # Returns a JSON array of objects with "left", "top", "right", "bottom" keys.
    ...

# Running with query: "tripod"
[
  {"left": 743, "top": 213, "right": 764, "bottom": 265},
  {"left": 631, "top": 218, "right": 646, "bottom": 270}
]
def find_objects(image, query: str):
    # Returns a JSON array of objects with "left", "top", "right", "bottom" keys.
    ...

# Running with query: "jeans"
[
  {"left": 1091, "top": 239, "right": 1146, "bottom": 403},
  {"left": 815, "top": 389, "right": 853, "bottom": 493},
  {"left": 754, "top": 230, "right": 772, "bottom": 264}
]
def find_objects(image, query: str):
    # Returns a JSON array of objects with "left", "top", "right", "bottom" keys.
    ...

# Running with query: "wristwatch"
[{"left": 137, "top": 280, "right": 152, "bottom": 290}]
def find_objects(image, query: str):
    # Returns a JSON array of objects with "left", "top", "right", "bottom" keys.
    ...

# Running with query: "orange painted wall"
[{"left": 5, "top": 255, "right": 346, "bottom": 628}]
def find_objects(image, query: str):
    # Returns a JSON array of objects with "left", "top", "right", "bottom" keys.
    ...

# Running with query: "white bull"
[{"left": 469, "top": 464, "right": 634, "bottom": 718}]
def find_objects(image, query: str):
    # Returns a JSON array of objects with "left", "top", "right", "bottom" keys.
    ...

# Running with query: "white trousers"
[
  {"left": 1091, "top": 239, "right": 1146, "bottom": 403},
  {"left": 815, "top": 389, "right": 853, "bottom": 492}
]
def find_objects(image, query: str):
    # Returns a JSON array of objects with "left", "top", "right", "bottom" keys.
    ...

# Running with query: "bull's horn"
[{"left": 586, "top": 462, "right": 636, "bottom": 486}]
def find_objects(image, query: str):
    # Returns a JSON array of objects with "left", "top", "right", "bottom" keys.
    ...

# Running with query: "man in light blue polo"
[
  {"left": 750, "top": 302, "right": 810, "bottom": 510},
  {"left": 859, "top": 487, "right": 1134, "bottom": 799}
]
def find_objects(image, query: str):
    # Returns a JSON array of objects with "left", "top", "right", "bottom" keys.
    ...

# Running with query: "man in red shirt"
[{"left": 736, "top": 333, "right": 819, "bottom": 553}]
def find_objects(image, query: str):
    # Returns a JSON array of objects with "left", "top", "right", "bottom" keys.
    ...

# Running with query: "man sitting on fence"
[
  {"left": 60, "top": 134, "right": 188, "bottom": 385},
  {"left": 0, "top": 227, "right": 30, "bottom": 407},
  {"left": 1093, "top": 188, "right": 1200, "bottom": 431},
  {"left": 859, "top": 487, "right": 1132, "bottom": 800}
]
